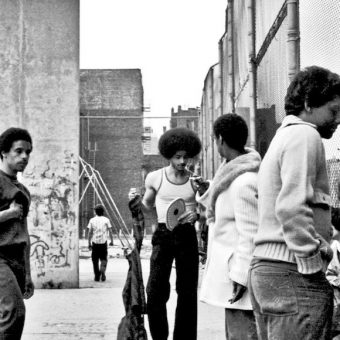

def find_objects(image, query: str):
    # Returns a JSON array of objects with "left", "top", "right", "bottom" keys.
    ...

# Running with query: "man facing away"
[
  {"left": 87, "top": 204, "right": 114, "bottom": 282},
  {"left": 0, "top": 127, "right": 34, "bottom": 338},
  {"left": 249, "top": 66, "right": 340, "bottom": 340},
  {"left": 140, "top": 127, "right": 203, "bottom": 340}
]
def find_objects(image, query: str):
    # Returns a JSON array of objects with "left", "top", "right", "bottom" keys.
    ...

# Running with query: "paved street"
[{"left": 22, "top": 241, "right": 225, "bottom": 339}]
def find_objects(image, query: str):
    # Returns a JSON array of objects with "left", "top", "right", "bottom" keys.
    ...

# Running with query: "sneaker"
[{"left": 101, "top": 273, "right": 106, "bottom": 282}]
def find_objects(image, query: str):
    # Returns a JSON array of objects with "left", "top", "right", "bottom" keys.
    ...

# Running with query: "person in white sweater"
[
  {"left": 197, "top": 113, "right": 261, "bottom": 340},
  {"left": 249, "top": 66, "right": 340, "bottom": 340}
]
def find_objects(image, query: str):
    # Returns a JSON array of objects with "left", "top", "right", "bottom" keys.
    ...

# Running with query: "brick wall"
[{"left": 80, "top": 69, "right": 144, "bottom": 241}]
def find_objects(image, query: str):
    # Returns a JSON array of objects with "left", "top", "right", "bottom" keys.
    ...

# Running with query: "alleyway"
[{"left": 22, "top": 240, "right": 225, "bottom": 339}]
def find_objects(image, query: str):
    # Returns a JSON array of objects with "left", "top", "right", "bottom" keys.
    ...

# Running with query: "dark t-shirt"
[{"left": 0, "top": 170, "right": 30, "bottom": 269}]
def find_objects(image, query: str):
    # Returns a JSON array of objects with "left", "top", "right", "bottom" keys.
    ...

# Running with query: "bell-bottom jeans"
[{"left": 146, "top": 223, "right": 198, "bottom": 340}]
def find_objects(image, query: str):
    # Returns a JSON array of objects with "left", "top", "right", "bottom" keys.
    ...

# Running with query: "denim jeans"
[
  {"left": 248, "top": 259, "right": 334, "bottom": 340},
  {"left": 146, "top": 223, "right": 198, "bottom": 340},
  {"left": 225, "top": 308, "right": 258, "bottom": 340},
  {"left": 0, "top": 260, "right": 26, "bottom": 339}
]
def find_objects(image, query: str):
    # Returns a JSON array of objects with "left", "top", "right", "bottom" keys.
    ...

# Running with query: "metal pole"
[
  {"left": 218, "top": 38, "right": 224, "bottom": 116},
  {"left": 227, "top": 0, "right": 235, "bottom": 113},
  {"left": 287, "top": 0, "right": 300, "bottom": 81},
  {"left": 202, "top": 97, "right": 207, "bottom": 179},
  {"left": 247, "top": 0, "right": 257, "bottom": 149},
  {"left": 210, "top": 69, "right": 215, "bottom": 176}
]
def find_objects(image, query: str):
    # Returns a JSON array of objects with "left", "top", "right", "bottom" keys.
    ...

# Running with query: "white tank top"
[{"left": 155, "top": 168, "right": 197, "bottom": 223}]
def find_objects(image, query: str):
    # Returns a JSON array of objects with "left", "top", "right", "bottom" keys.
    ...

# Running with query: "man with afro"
[{"left": 142, "top": 127, "right": 203, "bottom": 340}]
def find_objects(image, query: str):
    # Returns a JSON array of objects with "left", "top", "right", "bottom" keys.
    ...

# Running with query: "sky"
[{"left": 80, "top": 0, "right": 227, "bottom": 136}]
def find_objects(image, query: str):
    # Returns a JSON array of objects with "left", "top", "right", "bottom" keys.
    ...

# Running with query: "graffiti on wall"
[{"left": 24, "top": 150, "right": 77, "bottom": 279}]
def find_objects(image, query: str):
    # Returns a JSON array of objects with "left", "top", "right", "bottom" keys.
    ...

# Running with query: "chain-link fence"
[
  {"left": 199, "top": 0, "right": 340, "bottom": 206},
  {"left": 299, "top": 0, "right": 340, "bottom": 206}
]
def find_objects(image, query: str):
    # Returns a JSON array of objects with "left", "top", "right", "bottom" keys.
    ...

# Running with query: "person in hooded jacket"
[{"left": 197, "top": 113, "right": 260, "bottom": 340}]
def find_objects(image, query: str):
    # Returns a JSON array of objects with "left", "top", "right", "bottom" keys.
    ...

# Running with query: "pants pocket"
[{"left": 250, "top": 269, "right": 298, "bottom": 316}]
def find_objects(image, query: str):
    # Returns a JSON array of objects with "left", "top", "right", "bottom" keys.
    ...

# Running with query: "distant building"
[
  {"left": 170, "top": 105, "right": 200, "bottom": 133},
  {"left": 142, "top": 126, "right": 159, "bottom": 155},
  {"left": 80, "top": 69, "right": 144, "bottom": 238}
]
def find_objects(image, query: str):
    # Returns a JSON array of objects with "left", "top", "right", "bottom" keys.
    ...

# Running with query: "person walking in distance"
[
  {"left": 87, "top": 204, "right": 114, "bottom": 282},
  {"left": 249, "top": 66, "right": 340, "bottom": 340},
  {"left": 134, "top": 127, "right": 204, "bottom": 340},
  {"left": 0, "top": 127, "right": 34, "bottom": 338}
]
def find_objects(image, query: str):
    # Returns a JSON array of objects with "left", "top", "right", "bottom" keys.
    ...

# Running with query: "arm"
[
  {"left": 23, "top": 234, "right": 34, "bottom": 299},
  {"left": 276, "top": 128, "right": 326, "bottom": 274},
  {"left": 140, "top": 171, "right": 158, "bottom": 221},
  {"left": 195, "top": 180, "right": 212, "bottom": 210},
  {"left": 0, "top": 201, "right": 23, "bottom": 223},
  {"left": 142, "top": 172, "right": 157, "bottom": 211},
  {"left": 87, "top": 221, "right": 93, "bottom": 249}
]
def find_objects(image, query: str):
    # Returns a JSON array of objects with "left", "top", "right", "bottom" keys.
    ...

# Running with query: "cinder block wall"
[
  {"left": 80, "top": 70, "right": 144, "bottom": 239},
  {"left": 0, "top": 0, "right": 80, "bottom": 288}
]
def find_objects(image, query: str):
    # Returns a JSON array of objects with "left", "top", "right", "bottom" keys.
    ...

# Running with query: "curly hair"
[
  {"left": 285, "top": 66, "right": 340, "bottom": 116},
  {"left": 158, "top": 127, "right": 202, "bottom": 159},
  {"left": 213, "top": 113, "right": 248, "bottom": 151},
  {"left": 94, "top": 204, "right": 104, "bottom": 216},
  {"left": 0, "top": 127, "right": 32, "bottom": 159}
]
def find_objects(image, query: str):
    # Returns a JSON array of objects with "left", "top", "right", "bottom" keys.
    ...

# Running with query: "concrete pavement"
[{"left": 22, "top": 240, "right": 225, "bottom": 339}]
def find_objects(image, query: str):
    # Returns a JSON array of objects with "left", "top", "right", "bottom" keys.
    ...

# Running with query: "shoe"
[
  {"left": 94, "top": 275, "right": 100, "bottom": 282},
  {"left": 101, "top": 273, "right": 106, "bottom": 282}
]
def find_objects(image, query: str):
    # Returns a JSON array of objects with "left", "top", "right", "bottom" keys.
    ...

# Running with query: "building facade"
[
  {"left": 170, "top": 105, "right": 200, "bottom": 132},
  {"left": 80, "top": 69, "right": 144, "bottom": 240}
]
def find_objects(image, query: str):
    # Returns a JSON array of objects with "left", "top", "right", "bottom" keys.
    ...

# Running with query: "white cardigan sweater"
[
  {"left": 254, "top": 115, "right": 333, "bottom": 274},
  {"left": 197, "top": 149, "right": 260, "bottom": 310}
]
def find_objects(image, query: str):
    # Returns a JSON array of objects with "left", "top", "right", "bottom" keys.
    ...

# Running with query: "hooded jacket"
[{"left": 197, "top": 148, "right": 261, "bottom": 310}]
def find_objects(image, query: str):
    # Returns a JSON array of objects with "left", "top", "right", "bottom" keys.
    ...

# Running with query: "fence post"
[
  {"left": 247, "top": 0, "right": 257, "bottom": 149},
  {"left": 227, "top": 0, "right": 235, "bottom": 113},
  {"left": 218, "top": 39, "right": 224, "bottom": 116},
  {"left": 287, "top": 0, "right": 300, "bottom": 81},
  {"left": 209, "top": 69, "right": 215, "bottom": 176}
]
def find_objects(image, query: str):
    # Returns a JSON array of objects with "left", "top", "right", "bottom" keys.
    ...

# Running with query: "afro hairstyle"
[{"left": 158, "top": 127, "right": 201, "bottom": 159}]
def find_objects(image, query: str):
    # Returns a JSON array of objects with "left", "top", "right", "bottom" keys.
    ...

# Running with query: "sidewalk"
[
  {"left": 79, "top": 237, "right": 154, "bottom": 260},
  {"left": 22, "top": 241, "right": 225, "bottom": 339}
]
